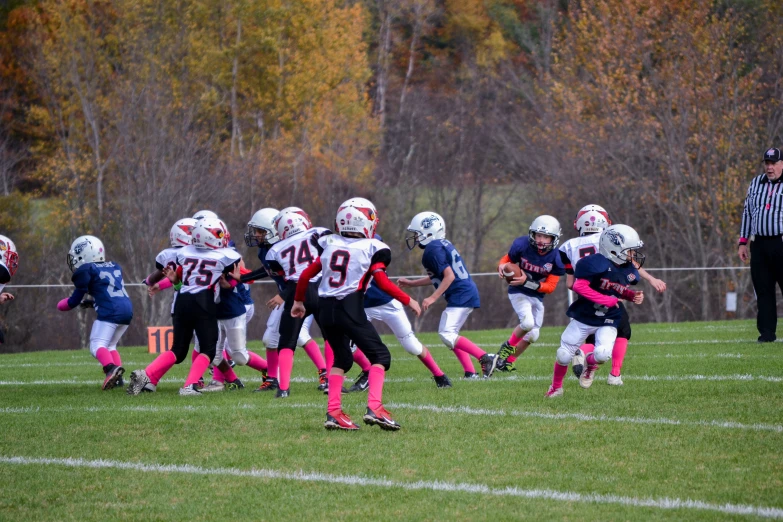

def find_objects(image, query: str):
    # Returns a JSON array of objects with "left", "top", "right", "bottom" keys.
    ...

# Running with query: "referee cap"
[{"left": 764, "top": 148, "right": 782, "bottom": 162}]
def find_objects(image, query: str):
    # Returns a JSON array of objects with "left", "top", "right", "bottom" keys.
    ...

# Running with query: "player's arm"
[
  {"left": 58, "top": 272, "right": 89, "bottom": 311},
  {"left": 0, "top": 265, "right": 12, "bottom": 304},
  {"left": 240, "top": 265, "right": 269, "bottom": 283},
  {"left": 497, "top": 253, "right": 512, "bottom": 277},
  {"left": 144, "top": 266, "right": 165, "bottom": 286},
  {"left": 397, "top": 276, "right": 431, "bottom": 288},
  {"left": 424, "top": 266, "right": 455, "bottom": 306},
  {"left": 638, "top": 267, "right": 666, "bottom": 293},
  {"left": 292, "top": 258, "right": 322, "bottom": 318},
  {"left": 572, "top": 278, "right": 619, "bottom": 307},
  {"left": 537, "top": 274, "right": 560, "bottom": 294},
  {"left": 369, "top": 249, "right": 422, "bottom": 316}
]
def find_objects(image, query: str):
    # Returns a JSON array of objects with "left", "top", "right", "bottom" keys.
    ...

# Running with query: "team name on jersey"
[
  {"left": 519, "top": 257, "right": 554, "bottom": 274},
  {"left": 599, "top": 278, "right": 630, "bottom": 294}
]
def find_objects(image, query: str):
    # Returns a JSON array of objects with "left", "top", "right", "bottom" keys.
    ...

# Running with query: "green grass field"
[{"left": 0, "top": 319, "right": 781, "bottom": 521}]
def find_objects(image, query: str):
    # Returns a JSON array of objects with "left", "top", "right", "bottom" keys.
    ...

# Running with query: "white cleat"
[
  {"left": 179, "top": 384, "right": 203, "bottom": 396},
  {"left": 127, "top": 369, "right": 151, "bottom": 396},
  {"left": 580, "top": 364, "right": 598, "bottom": 389},
  {"left": 201, "top": 380, "right": 225, "bottom": 392},
  {"left": 607, "top": 374, "right": 624, "bottom": 386},
  {"left": 571, "top": 349, "right": 585, "bottom": 378},
  {"left": 545, "top": 385, "right": 564, "bottom": 398}
]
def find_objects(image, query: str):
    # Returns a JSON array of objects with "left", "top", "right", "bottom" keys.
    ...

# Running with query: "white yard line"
[
  {"left": 2, "top": 401, "right": 780, "bottom": 434},
  {"left": 0, "top": 455, "right": 780, "bottom": 518}
]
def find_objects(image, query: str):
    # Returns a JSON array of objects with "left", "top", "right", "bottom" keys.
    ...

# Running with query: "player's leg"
[
  {"left": 497, "top": 293, "right": 533, "bottom": 365},
  {"left": 319, "top": 298, "right": 360, "bottom": 430},
  {"left": 608, "top": 304, "right": 631, "bottom": 385},
  {"left": 184, "top": 297, "right": 219, "bottom": 395},
  {"left": 298, "top": 315, "right": 327, "bottom": 388},
  {"left": 549, "top": 319, "right": 594, "bottom": 397},
  {"left": 579, "top": 325, "right": 617, "bottom": 389},
  {"left": 276, "top": 282, "right": 315, "bottom": 397},
  {"left": 90, "top": 320, "right": 125, "bottom": 391},
  {"left": 257, "top": 305, "right": 283, "bottom": 391},
  {"left": 441, "top": 307, "right": 497, "bottom": 378}
]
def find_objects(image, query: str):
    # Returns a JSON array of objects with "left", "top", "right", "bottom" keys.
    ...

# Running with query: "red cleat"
[{"left": 325, "top": 410, "right": 360, "bottom": 431}]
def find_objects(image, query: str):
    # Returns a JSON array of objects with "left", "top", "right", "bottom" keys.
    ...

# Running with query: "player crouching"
[
  {"left": 293, "top": 201, "right": 422, "bottom": 431},
  {"left": 547, "top": 225, "right": 645, "bottom": 397},
  {"left": 57, "top": 236, "right": 133, "bottom": 391}
]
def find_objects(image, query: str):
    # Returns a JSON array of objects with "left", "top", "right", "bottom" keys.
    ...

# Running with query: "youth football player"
[
  {"left": 495, "top": 215, "right": 565, "bottom": 371},
  {"left": 57, "top": 235, "right": 133, "bottom": 390},
  {"left": 0, "top": 235, "right": 19, "bottom": 342},
  {"left": 293, "top": 201, "right": 422, "bottom": 430},
  {"left": 399, "top": 212, "right": 498, "bottom": 379},
  {"left": 547, "top": 224, "right": 645, "bottom": 397}
]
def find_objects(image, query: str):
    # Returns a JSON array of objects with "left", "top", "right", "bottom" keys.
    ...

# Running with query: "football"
[{"left": 503, "top": 263, "right": 522, "bottom": 283}]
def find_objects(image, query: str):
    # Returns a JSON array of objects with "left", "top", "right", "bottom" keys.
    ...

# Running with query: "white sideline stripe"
[
  {"left": 1, "top": 401, "right": 780, "bottom": 434},
  {"left": 0, "top": 455, "right": 779, "bottom": 518},
  {"left": 389, "top": 339, "right": 761, "bottom": 348},
  {"left": 2, "top": 373, "right": 781, "bottom": 386}
]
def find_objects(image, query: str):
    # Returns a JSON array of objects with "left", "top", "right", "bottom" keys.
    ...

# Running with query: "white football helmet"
[
  {"left": 245, "top": 208, "right": 280, "bottom": 247},
  {"left": 67, "top": 235, "right": 105, "bottom": 272},
  {"left": 528, "top": 215, "right": 562, "bottom": 252},
  {"left": 574, "top": 204, "right": 611, "bottom": 230},
  {"left": 599, "top": 224, "right": 645, "bottom": 267},
  {"left": 0, "top": 235, "right": 19, "bottom": 276},
  {"left": 275, "top": 209, "right": 312, "bottom": 240},
  {"left": 406, "top": 211, "right": 446, "bottom": 250},
  {"left": 336, "top": 205, "right": 377, "bottom": 238},
  {"left": 169, "top": 218, "right": 196, "bottom": 247},
  {"left": 191, "top": 217, "right": 227, "bottom": 250},
  {"left": 193, "top": 210, "right": 219, "bottom": 221},
  {"left": 575, "top": 210, "right": 609, "bottom": 236},
  {"left": 338, "top": 197, "right": 377, "bottom": 216}
]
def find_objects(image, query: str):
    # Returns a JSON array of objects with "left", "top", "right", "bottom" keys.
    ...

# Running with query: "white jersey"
[
  {"left": 265, "top": 227, "right": 328, "bottom": 283},
  {"left": 155, "top": 247, "right": 181, "bottom": 270},
  {"left": 176, "top": 245, "right": 241, "bottom": 296},
  {"left": 558, "top": 234, "right": 600, "bottom": 272},
  {"left": 317, "top": 234, "right": 390, "bottom": 299}
]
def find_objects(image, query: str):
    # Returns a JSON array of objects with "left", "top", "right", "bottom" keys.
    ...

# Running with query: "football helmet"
[
  {"left": 191, "top": 217, "right": 227, "bottom": 250},
  {"left": 599, "top": 224, "right": 645, "bottom": 267},
  {"left": 0, "top": 235, "right": 18, "bottom": 276},
  {"left": 67, "top": 235, "right": 105, "bottom": 272},
  {"left": 275, "top": 209, "right": 312, "bottom": 240},
  {"left": 405, "top": 212, "right": 445, "bottom": 250},
  {"left": 528, "top": 215, "right": 562, "bottom": 252},
  {"left": 336, "top": 205, "right": 376, "bottom": 238},
  {"left": 169, "top": 218, "right": 196, "bottom": 247},
  {"left": 575, "top": 210, "right": 609, "bottom": 236},
  {"left": 193, "top": 210, "right": 219, "bottom": 221},
  {"left": 245, "top": 208, "right": 280, "bottom": 247},
  {"left": 574, "top": 204, "right": 611, "bottom": 230}
]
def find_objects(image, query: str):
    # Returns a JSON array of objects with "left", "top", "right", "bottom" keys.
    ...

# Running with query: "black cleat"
[
  {"left": 317, "top": 369, "right": 328, "bottom": 392},
  {"left": 275, "top": 388, "right": 290, "bottom": 398},
  {"left": 363, "top": 406, "right": 401, "bottom": 431},
  {"left": 463, "top": 372, "right": 480, "bottom": 380},
  {"left": 102, "top": 365, "right": 124, "bottom": 391},
  {"left": 347, "top": 371, "right": 369, "bottom": 393},
  {"left": 225, "top": 378, "right": 244, "bottom": 391},
  {"left": 254, "top": 378, "right": 279, "bottom": 392},
  {"left": 434, "top": 374, "right": 452, "bottom": 388},
  {"left": 479, "top": 354, "right": 498, "bottom": 379}
]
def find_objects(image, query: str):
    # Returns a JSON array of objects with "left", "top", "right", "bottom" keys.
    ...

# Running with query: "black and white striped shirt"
[{"left": 740, "top": 174, "right": 783, "bottom": 241}]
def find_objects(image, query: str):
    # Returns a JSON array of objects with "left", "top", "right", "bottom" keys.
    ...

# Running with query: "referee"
[{"left": 739, "top": 147, "right": 783, "bottom": 342}]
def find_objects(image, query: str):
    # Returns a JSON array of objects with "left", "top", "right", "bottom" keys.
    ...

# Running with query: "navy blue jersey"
[
  {"left": 69, "top": 262, "right": 133, "bottom": 325},
  {"left": 421, "top": 239, "right": 480, "bottom": 308},
  {"left": 507, "top": 236, "right": 565, "bottom": 300},
  {"left": 258, "top": 245, "right": 286, "bottom": 293},
  {"left": 566, "top": 254, "right": 639, "bottom": 327},
  {"left": 236, "top": 282, "right": 253, "bottom": 305},
  {"left": 217, "top": 285, "right": 248, "bottom": 319},
  {"left": 363, "top": 234, "right": 394, "bottom": 308}
]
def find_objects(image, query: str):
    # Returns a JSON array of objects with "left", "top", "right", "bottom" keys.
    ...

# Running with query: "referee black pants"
[
  {"left": 750, "top": 236, "right": 783, "bottom": 341},
  {"left": 319, "top": 293, "right": 391, "bottom": 372},
  {"left": 171, "top": 291, "right": 219, "bottom": 364}
]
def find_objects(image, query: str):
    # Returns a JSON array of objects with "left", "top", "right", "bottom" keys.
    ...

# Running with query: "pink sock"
[
  {"left": 212, "top": 366, "right": 225, "bottom": 383},
  {"left": 586, "top": 353, "right": 598, "bottom": 366},
  {"left": 367, "top": 366, "right": 385, "bottom": 410},
  {"left": 267, "top": 348, "right": 278, "bottom": 379},
  {"left": 508, "top": 332, "right": 523, "bottom": 346},
  {"left": 184, "top": 353, "right": 211, "bottom": 386},
  {"left": 552, "top": 361, "right": 568, "bottom": 389},
  {"left": 278, "top": 348, "right": 294, "bottom": 391},
  {"left": 419, "top": 350, "right": 444, "bottom": 377},
  {"left": 327, "top": 374, "right": 344, "bottom": 413},
  {"left": 223, "top": 365, "right": 238, "bottom": 381},
  {"left": 247, "top": 351, "right": 268, "bottom": 372},
  {"left": 325, "top": 342, "right": 334, "bottom": 372},
  {"left": 581, "top": 343, "right": 595, "bottom": 354},
  {"left": 302, "top": 340, "right": 326, "bottom": 371},
  {"left": 110, "top": 350, "right": 122, "bottom": 367},
  {"left": 353, "top": 348, "right": 372, "bottom": 372},
  {"left": 95, "top": 347, "right": 114, "bottom": 368},
  {"left": 191, "top": 349, "right": 200, "bottom": 364},
  {"left": 223, "top": 350, "right": 231, "bottom": 362},
  {"left": 146, "top": 351, "right": 177, "bottom": 385},
  {"left": 454, "top": 336, "right": 486, "bottom": 360},
  {"left": 611, "top": 338, "right": 628, "bottom": 376},
  {"left": 453, "top": 348, "right": 475, "bottom": 373},
  {"left": 507, "top": 355, "right": 518, "bottom": 363}
]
